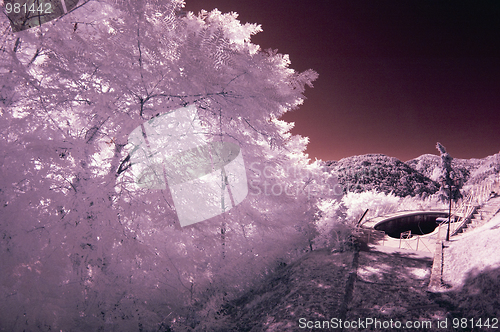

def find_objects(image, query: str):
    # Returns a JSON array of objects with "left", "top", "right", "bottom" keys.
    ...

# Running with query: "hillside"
[
  {"left": 322, "top": 152, "right": 500, "bottom": 198},
  {"left": 323, "top": 154, "right": 440, "bottom": 197},
  {"left": 441, "top": 213, "right": 500, "bottom": 318},
  {"left": 187, "top": 215, "right": 500, "bottom": 332},
  {"left": 405, "top": 154, "right": 477, "bottom": 183},
  {"left": 465, "top": 153, "right": 500, "bottom": 185},
  {"left": 406, "top": 153, "right": 500, "bottom": 186}
]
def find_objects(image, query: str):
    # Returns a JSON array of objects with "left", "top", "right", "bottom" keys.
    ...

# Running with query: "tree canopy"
[{"left": 0, "top": 0, "right": 329, "bottom": 330}]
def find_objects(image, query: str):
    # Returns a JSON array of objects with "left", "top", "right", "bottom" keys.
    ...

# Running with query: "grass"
[{"left": 187, "top": 215, "right": 500, "bottom": 331}]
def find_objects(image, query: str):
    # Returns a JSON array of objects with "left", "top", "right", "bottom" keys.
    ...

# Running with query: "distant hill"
[
  {"left": 464, "top": 153, "right": 500, "bottom": 185},
  {"left": 406, "top": 153, "right": 479, "bottom": 183},
  {"left": 406, "top": 153, "right": 500, "bottom": 186},
  {"left": 322, "top": 152, "right": 500, "bottom": 197},
  {"left": 323, "top": 154, "right": 440, "bottom": 197}
]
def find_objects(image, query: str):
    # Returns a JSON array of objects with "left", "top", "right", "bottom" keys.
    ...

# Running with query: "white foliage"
[
  {"left": 193, "top": 9, "right": 262, "bottom": 53},
  {"left": 312, "top": 198, "right": 345, "bottom": 249},
  {"left": 342, "top": 190, "right": 400, "bottom": 222},
  {"left": 0, "top": 0, "right": 320, "bottom": 330}
]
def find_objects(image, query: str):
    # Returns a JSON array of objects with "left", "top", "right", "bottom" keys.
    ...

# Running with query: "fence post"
[{"left": 416, "top": 237, "right": 419, "bottom": 251}]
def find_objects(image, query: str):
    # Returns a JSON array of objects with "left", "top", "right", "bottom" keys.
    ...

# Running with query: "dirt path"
[{"left": 345, "top": 245, "right": 449, "bottom": 329}]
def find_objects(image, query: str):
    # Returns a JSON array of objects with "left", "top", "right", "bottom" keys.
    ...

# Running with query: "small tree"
[{"left": 436, "top": 142, "right": 462, "bottom": 202}]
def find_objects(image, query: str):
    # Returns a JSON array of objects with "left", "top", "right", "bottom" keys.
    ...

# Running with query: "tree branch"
[{"left": 116, "top": 154, "right": 131, "bottom": 175}]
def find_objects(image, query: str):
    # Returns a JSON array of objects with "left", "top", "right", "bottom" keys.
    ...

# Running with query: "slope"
[{"left": 324, "top": 154, "right": 439, "bottom": 197}]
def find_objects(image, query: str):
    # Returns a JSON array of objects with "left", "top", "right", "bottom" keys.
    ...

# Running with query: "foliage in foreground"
[{"left": 0, "top": 1, "right": 325, "bottom": 330}]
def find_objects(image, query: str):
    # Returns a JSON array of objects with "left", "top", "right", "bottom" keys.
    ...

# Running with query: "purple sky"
[{"left": 184, "top": 0, "right": 500, "bottom": 162}]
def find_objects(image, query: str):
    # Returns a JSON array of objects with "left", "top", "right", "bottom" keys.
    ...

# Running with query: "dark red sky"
[{"left": 184, "top": 0, "right": 500, "bottom": 161}]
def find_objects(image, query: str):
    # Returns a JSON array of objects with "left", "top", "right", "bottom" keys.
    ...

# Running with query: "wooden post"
[{"left": 357, "top": 209, "right": 369, "bottom": 227}]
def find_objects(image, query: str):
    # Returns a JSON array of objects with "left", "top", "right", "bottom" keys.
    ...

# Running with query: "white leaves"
[
  {"left": 0, "top": 1, "right": 321, "bottom": 330},
  {"left": 342, "top": 190, "right": 400, "bottom": 222},
  {"left": 204, "top": 10, "right": 262, "bottom": 50},
  {"left": 184, "top": 9, "right": 262, "bottom": 70}
]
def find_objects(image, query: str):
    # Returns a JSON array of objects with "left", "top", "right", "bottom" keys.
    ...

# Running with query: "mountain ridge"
[{"left": 322, "top": 152, "right": 500, "bottom": 197}]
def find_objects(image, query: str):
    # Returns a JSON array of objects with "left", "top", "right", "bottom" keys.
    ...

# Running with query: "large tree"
[{"left": 0, "top": 0, "right": 325, "bottom": 330}]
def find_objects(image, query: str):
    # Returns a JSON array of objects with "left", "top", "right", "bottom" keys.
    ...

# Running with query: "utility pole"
[{"left": 446, "top": 183, "right": 452, "bottom": 241}]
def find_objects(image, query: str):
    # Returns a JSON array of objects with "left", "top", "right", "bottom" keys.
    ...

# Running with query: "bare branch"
[{"left": 116, "top": 154, "right": 131, "bottom": 175}]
